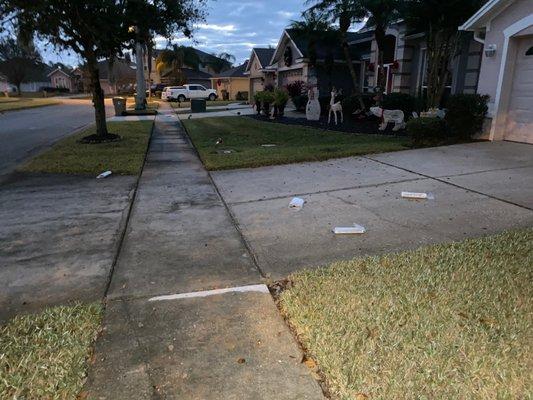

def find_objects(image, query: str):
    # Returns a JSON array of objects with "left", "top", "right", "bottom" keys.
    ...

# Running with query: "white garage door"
[{"left": 505, "top": 36, "right": 533, "bottom": 143}]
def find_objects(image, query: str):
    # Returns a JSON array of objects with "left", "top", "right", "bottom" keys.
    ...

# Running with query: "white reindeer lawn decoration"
[
  {"left": 328, "top": 89, "right": 343, "bottom": 125},
  {"left": 370, "top": 106, "right": 406, "bottom": 131}
]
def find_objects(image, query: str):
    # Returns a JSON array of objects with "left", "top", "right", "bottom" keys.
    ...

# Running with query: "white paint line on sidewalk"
[{"left": 148, "top": 284, "right": 269, "bottom": 302}]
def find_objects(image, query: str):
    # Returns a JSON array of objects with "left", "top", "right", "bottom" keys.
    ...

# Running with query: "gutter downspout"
[{"left": 473, "top": 29, "right": 485, "bottom": 44}]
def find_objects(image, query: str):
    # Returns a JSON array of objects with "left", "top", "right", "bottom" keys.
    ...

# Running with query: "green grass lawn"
[
  {"left": 182, "top": 117, "right": 410, "bottom": 170},
  {"left": 0, "top": 303, "right": 102, "bottom": 399},
  {"left": 0, "top": 98, "right": 60, "bottom": 112},
  {"left": 170, "top": 100, "right": 243, "bottom": 108},
  {"left": 279, "top": 229, "right": 532, "bottom": 400},
  {"left": 21, "top": 121, "right": 153, "bottom": 175}
]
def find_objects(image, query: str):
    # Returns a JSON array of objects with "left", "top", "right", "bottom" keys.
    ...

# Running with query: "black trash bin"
[{"left": 191, "top": 98, "right": 206, "bottom": 113}]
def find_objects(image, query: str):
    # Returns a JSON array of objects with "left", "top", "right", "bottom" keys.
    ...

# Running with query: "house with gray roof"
[
  {"left": 244, "top": 48, "right": 276, "bottom": 99},
  {"left": 210, "top": 62, "right": 249, "bottom": 100}
]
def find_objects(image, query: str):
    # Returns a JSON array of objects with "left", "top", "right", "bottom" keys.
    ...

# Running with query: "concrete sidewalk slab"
[
  {"left": 368, "top": 141, "right": 533, "bottom": 177},
  {"left": 177, "top": 108, "right": 255, "bottom": 120},
  {"left": 0, "top": 173, "right": 135, "bottom": 321},
  {"left": 441, "top": 166, "right": 533, "bottom": 209},
  {"left": 226, "top": 178, "right": 533, "bottom": 278},
  {"left": 212, "top": 156, "right": 420, "bottom": 204},
  {"left": 87, "top": 109, "right": 324, "bottom": 399},
  {"left": 87, "top": 291, "right": 323, "bottom": 400},
  {"left": 107, "top": 118, "right": 261, "bottom": 300}
]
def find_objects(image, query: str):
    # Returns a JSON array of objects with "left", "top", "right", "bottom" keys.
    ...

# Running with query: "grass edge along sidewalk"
[
  {"left": 21, "top": 120, "right": 153, "bottom": 176},
  {"left": 0, "top": 97, "right": 61, "bottom": 112},
  {"left": 0, "top": 303, "right": 103, "bottom": 399},
  {"left": 279, "top": 229, "right": 532, "bottom": 400},
  {"left": 183, "top": 116, "right": 410, "bottom": 170}
]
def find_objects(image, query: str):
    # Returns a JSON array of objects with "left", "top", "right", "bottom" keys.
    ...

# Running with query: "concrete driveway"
[
  {"left": 0, "top": 98, "right": 114, "bottom": 176},
  {"left": 211, "top": 141, "right": 533, "bottom": 279}
]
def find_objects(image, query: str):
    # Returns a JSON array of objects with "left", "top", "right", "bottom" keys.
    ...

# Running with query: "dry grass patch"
[
  {"left": 0, "top": 303, "right": 102, "bottom": 399},
  {"left": 0, "top": 98, "right": 60, "bottom": 112},
  {"left": 279, "top": 229, "right": 533, "bottom": 399}
]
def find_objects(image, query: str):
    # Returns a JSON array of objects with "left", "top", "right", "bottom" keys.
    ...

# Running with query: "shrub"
[
  {"left": 292, "top": 94, "right": 308, "bottom": 112},
  {"left": 273, "top": 89, "right": 289, "bottom": 106},
  {"left": 445, "top": 93, "right": 489, "bottom": 139},
  {"left": 382, "top": 93, "right": 416, "bottom": 118},
  {"left": 406, "top": 117, "right": 447, "bottom": 147},
  {"left": 236, "top": 91, "right": 248, "bottom": 101},
  {"left": 261, "top": 90, "right": 275, "bottom": 104},
  {"left": 286, "top": 80, "right": 305, "bottom": 98}
]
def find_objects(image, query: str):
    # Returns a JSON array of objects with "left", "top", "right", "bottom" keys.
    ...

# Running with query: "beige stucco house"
[
  {"left": 210, "top": 62, "right": 249, "bottom": 100},
  {"left": 244, "top": 48, "right": 276, "bottom": 99},
  {"left": 460, "top": 0, "right": 533, "bottom": 144}
]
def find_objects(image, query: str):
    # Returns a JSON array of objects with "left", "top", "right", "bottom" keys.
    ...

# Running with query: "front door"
[{"left": 505, "top": 36, "right": 533, "bottom": 143}]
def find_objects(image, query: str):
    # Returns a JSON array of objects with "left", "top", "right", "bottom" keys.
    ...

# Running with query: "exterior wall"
[
  {"left": 19, "top": 82, "right": 51, "bottom": 92},
  {"left": 188, "top": 79, "right": 212, "bottom": 89},
  {"left": 100, "top": 80, "right": 116, "bottom": 95},
  {"left": 476, "top": 0, "right": 531, "bottom": 116},
  {"left": 49, "top": 72, "right": 74, "bottom": 92},
  {"left": 211, "top": 78, "right": 249, "bottom": 100},
  {"left": 247, "top": 54, "right": 275, "bottom": 98}
]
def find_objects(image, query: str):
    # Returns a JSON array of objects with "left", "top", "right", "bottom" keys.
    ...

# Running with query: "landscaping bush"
[
  {"left": 292, "top": 94, "right": 308, "bottom": 112},
  {"left": 382, "top": 92, "right": 416, "bottom": 117},
  {"left": 445, "top": 93, "right": 489, "bottom": 139},
  {"left": 406, "top": 117, "right": 447, "bottom": 147},
  {"left": 285, "top": 80, "right": 305, "bottom": 98},
  {"left": 341, "top": 93, "right": 376, "bottom": 114},
  {"left": 236, "top": 91, "right": 249, "bottom": 101}
]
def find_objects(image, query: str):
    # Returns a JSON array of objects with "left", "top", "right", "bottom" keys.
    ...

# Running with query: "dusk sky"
[{"left": 42, "top": 0, "right": 309, "bottom": 67}]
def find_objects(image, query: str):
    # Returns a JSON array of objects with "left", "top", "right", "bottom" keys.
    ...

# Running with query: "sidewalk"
[{"left": 86, "top": 106, "right": 323, "bottom": 399}]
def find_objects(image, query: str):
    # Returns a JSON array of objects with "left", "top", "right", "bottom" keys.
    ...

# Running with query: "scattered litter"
[
  {"left": 222, "top": 150, "right": 233, "bottom": 154},
  {"left": 187, "top": 114, "right": 192, "bottom": 119},
  {"left": 333, "top": 224, "right": 366, "bottom": 235},
  {"left": 96, "top": 170, "right": 112, "bottom": 179},
  {"left": 401, "top": 191, "right": 434, "bottom": 200},
  {"left": 237, "top": 358, "right": 246, "bottom": 364},
  {"left": 288, "top": 197, "right": 305, "bottom": 210},
  {"left": 215, "top": 137, "right": 223, "bottom": 145},
  {"left": 261, "top": 144, "right": 277, "bottom": 147}
]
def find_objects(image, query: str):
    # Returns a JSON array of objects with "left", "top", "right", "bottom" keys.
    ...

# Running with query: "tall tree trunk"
[
  {"left": 87, "top": 58, "right": 108, "bottom": 137},
  {"left": 135, "top": 38, "right": 146, "bottom": 110},
  {"left": 16, "top": 82, "right": 21, "bottom": 95},
  {"left": 340, "top": 30, "right": 365, "bottom": 111},
  {"left": 374, "top": 25, "right": 387, "bottom": 105}
]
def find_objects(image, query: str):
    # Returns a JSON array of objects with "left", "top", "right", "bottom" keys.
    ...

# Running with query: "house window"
[{"left": 526, "top": 46, "right": 533, "bottom": 56}]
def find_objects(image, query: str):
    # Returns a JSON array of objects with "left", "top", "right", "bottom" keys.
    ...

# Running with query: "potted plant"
[
  {"left": 261, "top": 90, "right": 274, "bottom": 117},
  {"left": 273, "top": 89, "right": 289, "bottom": 118},
  {"left": 253, "top": 91, "right": 263, "bottom": 115}
]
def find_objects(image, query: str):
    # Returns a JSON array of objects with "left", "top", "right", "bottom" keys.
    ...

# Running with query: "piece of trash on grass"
[
  {"left": 261, "top": 144, "right": 277, "bottom": 147},
  {"left": 333, "top": 224, "right": 366, "bottom": 234},
  {"left": 215, "top": 137, "right": 223, "bottom": 145},
  {"left": 401, "top": 191, "right": 434, "bottom": 200},
  {"left": 288, "top": 197, "right": 304, "bottom": 210},
  {"left": 96, "top": 171, "right": 112, "bottom": 179}
]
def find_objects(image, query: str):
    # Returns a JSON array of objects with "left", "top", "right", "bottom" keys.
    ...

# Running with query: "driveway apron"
[{"left": 86, "top": 108, "right": 323, "bottom": 399}]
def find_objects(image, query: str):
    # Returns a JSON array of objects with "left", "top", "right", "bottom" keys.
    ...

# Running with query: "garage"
[
  {"left": 250, "top": 78, "right": 263, "bottom": 98},
  {"left": 505, "top": 36, "right": 533, "bottom": 143},
  {"left": 460, "top": 0, "right": 533, "bottom": 144}
]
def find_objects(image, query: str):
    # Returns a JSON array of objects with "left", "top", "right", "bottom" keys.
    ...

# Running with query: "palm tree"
[
  {"left": 306, "top": 0, "right": 366, "bottom": 93},
  {"left": 359, "top": 0, "right": 399, "bottom": 102},
  {"left": 289, "top": 10, "right": 332, "bottom": 68},
  {"left": 205, "top": 52, "right": 235, "bottom": 73},
  {"left": 156, "top": 45, "right": 200, "bottom": 84}
]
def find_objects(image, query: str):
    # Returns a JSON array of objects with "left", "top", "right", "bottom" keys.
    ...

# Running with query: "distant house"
[
  {"left": 460, "top": 0, "right": 533, "bottom": 144},
  {"left": 144, "top": 48, "right": 232, "bottom": 88},
  {"left": 18, "top": 62, "right": 52, "bottom": 92},
  {"left": 94, "top": 59, "right": 137, "bottom": 95},
  {"left": 210, "top": 62, "right": 249, "bottom": 101},
  {"left": 47, "top": 67, "right": 80, "bottom": 92},
  {"left": 0, "top": 73, "right": 10, "bottom": 93},
  {"left": 244, "top": 48, "right": 276, "bottom": 99}
]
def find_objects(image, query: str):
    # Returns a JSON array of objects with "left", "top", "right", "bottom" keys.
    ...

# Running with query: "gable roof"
[
  {"left": 96, "top": 59, "right": 136, "bottom": 80},
  {"left": 459, "top": 0, "right": 513, "bottom": 30},
  {"left": 161, "top": 67, "right": 212, "bottom": 80},
  {"left": 151, "top": 47, "right": 232, "bottom": 71},
  {"left": 271, "top": 29, "right": 371, "bottom": 65},
  {"left": 254, "top": 48, "right": 275, "bottom": 68},
  {"left": 211, "top": 62, "right": 248, "bottom": 78},
  {"left": 47, "top": 67, "right": 74, "bottom": 79}
]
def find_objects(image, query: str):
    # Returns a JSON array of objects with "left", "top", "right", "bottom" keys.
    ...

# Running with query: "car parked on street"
[{"left": 166, "top": 84, "right": 218, "bottom": 102}]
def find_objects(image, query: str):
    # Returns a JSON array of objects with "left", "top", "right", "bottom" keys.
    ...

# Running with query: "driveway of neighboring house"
[
  {"left": 0, "top": 98, "right": 114, "bottom": 177},
  {"left": 211, "top": 141, "right": 533, "bottom": 279}
]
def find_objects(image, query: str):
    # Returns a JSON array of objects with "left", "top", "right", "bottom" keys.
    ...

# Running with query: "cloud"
[
  {"left": 277, "top": 10, "right": 296, "bottom": 19},
  {"left": 196, "top": 23, "right": 236, "bottom": 32}
]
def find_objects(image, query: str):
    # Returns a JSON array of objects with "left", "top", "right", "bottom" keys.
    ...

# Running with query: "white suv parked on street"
[{"left": 166, "top": 84, "right": 218, "bottom": 102}]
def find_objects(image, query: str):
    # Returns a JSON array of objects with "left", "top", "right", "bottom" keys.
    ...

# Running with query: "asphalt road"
[{"left": 0, "top": 99, "right": 114, "bottom": 176}]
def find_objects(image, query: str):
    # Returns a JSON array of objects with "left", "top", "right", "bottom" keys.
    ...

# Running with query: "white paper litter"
[
  {"left": 401, "top": 191, "right": 434, "bottom": 200},
  {"left": 96, "top": 171, "right": 112, "bottom": 179},
  {"left": 288, "top": 197, "right": 305, "bottom": 210},
  {"left": 333, "top": 224, "right": 366, "bottom": 234},
  {"left": 261, "top": 144, "right": 277, "bottom": 147}
]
